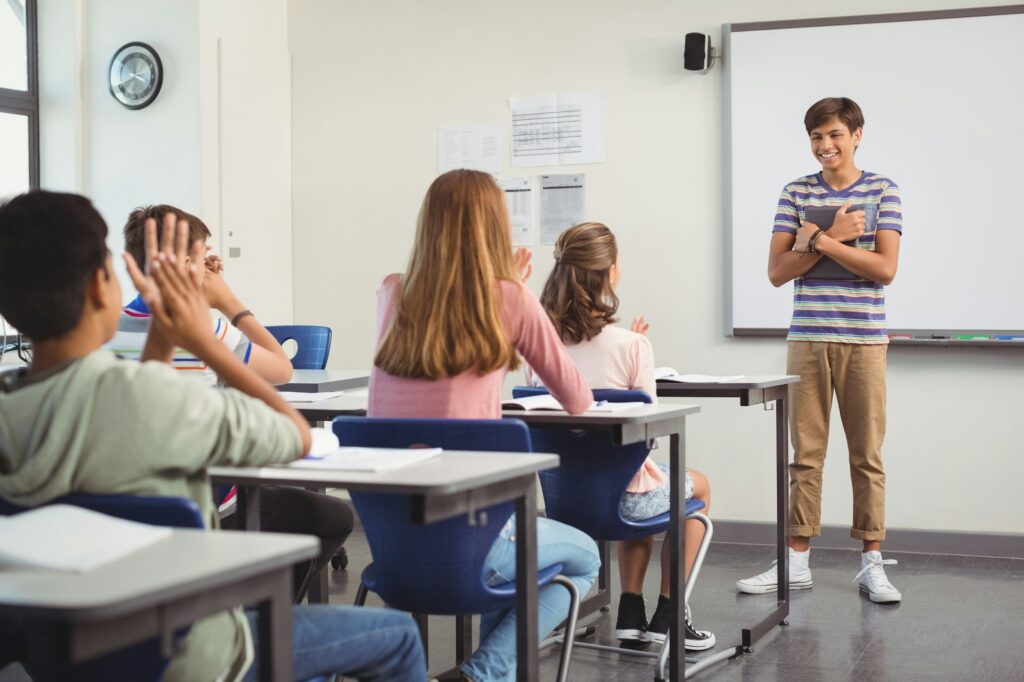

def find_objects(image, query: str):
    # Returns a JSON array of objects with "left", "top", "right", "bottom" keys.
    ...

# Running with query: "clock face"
[{"left": 108, "top": 42, "right": 163, "bottom": 110}]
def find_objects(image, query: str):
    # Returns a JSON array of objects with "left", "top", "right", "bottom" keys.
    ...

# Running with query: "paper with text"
[
  {"left": 509, "top": 93, "right": 604, "bottom": 167},
  {"left": 499, "top": 176, "right": 533, "bottom": 245},
  {"left": 438, "top": 124, "right": 501, "bottom": 173},
  {"left": 539, "top": 174, "right": 585, "bottom": 244}
]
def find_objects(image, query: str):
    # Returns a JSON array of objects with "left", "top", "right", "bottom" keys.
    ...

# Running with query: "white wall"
[
  {"left": 38, "top": 0, "right": 291, "bottom": 319},
  {"left": 289, "top": 0, "right": 1024, "bottom": 536}
]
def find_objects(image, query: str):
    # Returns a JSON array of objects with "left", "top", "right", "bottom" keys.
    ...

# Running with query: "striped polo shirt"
[
  {"left": 773, "top": 171, "right": 903, "bottom": 344},
  {"left": 106, "top": 295, "right": 253, "bottom": 385}
]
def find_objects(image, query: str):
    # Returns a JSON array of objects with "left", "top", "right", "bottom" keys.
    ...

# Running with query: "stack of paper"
[
  {"left": 291, "top": 447, "right": 443, "bottom": 472},
  {"left": 0, "top": 505, "right": 172, "bottom": 572},
  {"left": 279, "top": 390, "right": 345, "bottom": 403},
  {"left": 502, "top": 395, "right": 646, "bottom": 412},
  {"left": 655, "top": 367, "right": 745, "bottom": 383}
]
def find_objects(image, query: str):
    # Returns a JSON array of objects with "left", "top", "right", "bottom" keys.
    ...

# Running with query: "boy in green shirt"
[{"left": 0, "top": 191, "right": 425, "bottom": 681}]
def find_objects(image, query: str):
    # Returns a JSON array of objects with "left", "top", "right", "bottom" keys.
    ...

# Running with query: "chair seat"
[{"left": 361, "top": 561, "right": 566, "bottom": 605}]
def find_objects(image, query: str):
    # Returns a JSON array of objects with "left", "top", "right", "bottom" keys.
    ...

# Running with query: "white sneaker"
[
  {"left": 854, "top": 551, "right": 901, "bottom": 603},
  {"left": 736, "top": 548, "right": 813, "bottom": 594}
]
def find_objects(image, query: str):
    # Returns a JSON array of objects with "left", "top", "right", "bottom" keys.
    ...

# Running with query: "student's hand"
[
  {"left": 794, "top": 222, "right": 818, "bottom": 253},
  {"left": 829, "top": 203, "right": 866, "bottom": 243},
  {"left": 514, "top": 247, "right": 533, "bottom": 284},
  {"left": 202, "top": 268, "right": 242, "bottom": 316},
  {"left": 204, "top": 254, "right": 224, "bottom": 274},
  {"left": 129, "top": 214, "right": 216, "bottom": 355},
  {"left": 631, "top": 316, "right": 650, "bottom": 335}
]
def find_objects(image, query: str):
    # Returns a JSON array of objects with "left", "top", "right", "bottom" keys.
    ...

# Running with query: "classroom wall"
[
  {"left": 289, "top": 0, "right": 1024, "bottom": 538},
  {"left": 37, "top": 0, "right": 292, "bottom": 319}
]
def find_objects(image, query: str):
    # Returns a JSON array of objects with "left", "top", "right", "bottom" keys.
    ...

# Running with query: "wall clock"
[{"left": 108, "top": 42, "right": 163, "bottom": 110}]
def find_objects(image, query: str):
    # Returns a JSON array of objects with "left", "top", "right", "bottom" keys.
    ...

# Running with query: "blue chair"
[
  {"left": 511, "top": 387, "right": 714, "bottom": 677},
  {"left": 266, "top": 325, "right": 332, "bottom": 370},
  {"left": 332, "top": 417, "right": 581, "bottom": 682},
  {"left": 0, "top": 494, "right": 202, "bottom": 682}
]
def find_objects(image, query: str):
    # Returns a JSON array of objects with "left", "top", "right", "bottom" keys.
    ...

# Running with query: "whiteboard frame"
[{"left": 723, "top": 4, "right": 1024, "bottom": 340}]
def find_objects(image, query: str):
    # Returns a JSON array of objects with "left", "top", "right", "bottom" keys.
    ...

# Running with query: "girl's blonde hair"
[
  {"left": 540, "top": 222, "right": 619, "bottom": 344},
  {"left": 374, "top": 169, "right": 521, "bottom": 379}
]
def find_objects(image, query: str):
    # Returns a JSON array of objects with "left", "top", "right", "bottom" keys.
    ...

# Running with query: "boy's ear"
[{"left": 85, "top": 266, "right": 113, "bottom": 309}]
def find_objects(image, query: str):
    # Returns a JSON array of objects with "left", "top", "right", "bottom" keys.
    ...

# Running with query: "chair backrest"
[
  {"left": 0, "top": 493, "right": 204, "bottom": 528},
  {"left": 266, "top": 324, "right": 332, "bottom": 370},
  {"left": 332, "top": 417, "right": 532, "bottom": 614},
  {"left": 511, "top": 386, "right": 663, "bottom": 541}
]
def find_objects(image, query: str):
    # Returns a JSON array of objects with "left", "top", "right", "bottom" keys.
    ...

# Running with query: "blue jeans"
[
  {"left": 461, "top": 515, "right": 601, "bottom": 682},
  {"left": 243, "top": 605, "right": 425, "bottom": 682}
]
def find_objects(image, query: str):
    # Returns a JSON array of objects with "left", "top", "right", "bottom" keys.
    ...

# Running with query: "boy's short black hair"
[
  {"left": 124, "top": 204, "right": 211, "bottom": 270},
  {"left": 0, "top": 191, "right": 109, "bottom": 341}
]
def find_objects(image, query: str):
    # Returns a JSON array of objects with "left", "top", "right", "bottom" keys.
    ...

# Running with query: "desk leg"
[
  {"left": 515, "top": 483, "right": 539, "bottom": 682},
  {"left": 236, "top": 485, "right": 262, "bottom": 531},
  {"left": 741, "top": 396, "right": 791, "bottom": 650},
  {"left": 668, "top": 427, "right": 687, "bottom": 682},
  {"left": 256, "top": 568, "right": 293, "bottom": 682}
]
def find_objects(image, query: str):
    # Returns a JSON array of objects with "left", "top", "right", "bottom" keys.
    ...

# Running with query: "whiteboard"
[{"left": 725, "top": 8, "right": 1024, "bottom": 334}]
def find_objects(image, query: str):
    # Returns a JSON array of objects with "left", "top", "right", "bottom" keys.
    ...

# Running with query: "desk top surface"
[
  {"left": 210, "top": 450, "right": 559, "bottom": 493},
  {"left": 0, "top": 530, "right": 317, "bottom": 619},
  {"left": 502, "top": 402, "right": 700, "bottom": 425},
  {"left": 656, "top": 375, "right": 799, "bottom": 391},
  {"left": 278, "top": 369, "right": 371, "bottom": 393}
]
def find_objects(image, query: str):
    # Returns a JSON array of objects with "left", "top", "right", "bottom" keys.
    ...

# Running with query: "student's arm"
[
  {"left": 813, "top": 229, "right": 901, "bottom": 285},
  {"left": 139, "top": 325, "right": 175, "bottom": 364},
  {"left": 503, "top": 281, "right": 591, "bottom": 414},
  {"left": 203, "top": 268, "right": 293, "bottom": 385},
  {"left": 630, "top": 331, "right": 658, "bottom": 405},
  {"left": 125, "top": 215, "right": 311, "bottom": 453},
  {"left": 768, "top": 231, "right": 823, "bottom": 286}
]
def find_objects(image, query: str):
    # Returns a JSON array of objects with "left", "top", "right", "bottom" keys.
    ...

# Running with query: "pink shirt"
[
  {"left": 369, "top": 275, "right": 591, "bottom": 419},
  {"left": 526, "top": 325, "right": 667, "bottom": 494}
]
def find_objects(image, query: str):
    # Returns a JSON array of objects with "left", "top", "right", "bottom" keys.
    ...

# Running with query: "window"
[{"left": 0, "top": 0, "right": 38, "bottom": 198}]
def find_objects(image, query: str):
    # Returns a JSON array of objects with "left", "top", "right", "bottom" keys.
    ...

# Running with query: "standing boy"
[{"left": 737, "top": 97, "right": 903, "bottom": 603}]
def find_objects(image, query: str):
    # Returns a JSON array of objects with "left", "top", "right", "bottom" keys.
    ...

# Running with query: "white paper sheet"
[
  {"left": 279, "top": 390, "right": 345, "bottom": 403},
  {"left": 0, "top": 505, "right": 172, "bottom": 572},
  {"left": 498, "top": 176, "right": 533, "bottom": 245},
  {"left": 437, "top": 124, "right": 501, "bottom": 173},
  {"left": 509, "top": 93, "right": 604, "bottom": 167},
  {"left": 291, "top": 447, "right": 442, "bottom": 472},
  {"left": 655, "top": 367, "right": 746, "bottom": 383},
  {"left": 539, "top": 174, "right": 585, "bottom": 244}
]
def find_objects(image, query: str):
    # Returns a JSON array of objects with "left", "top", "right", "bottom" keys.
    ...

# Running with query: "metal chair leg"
[
  {"left": 354, "top": 581, "right": 368, "bottom": 606},
  {"left": 552, "top": 576, "right": 580, "bottom": 682}
]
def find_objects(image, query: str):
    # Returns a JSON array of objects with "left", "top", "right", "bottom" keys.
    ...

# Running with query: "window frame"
[{"left": 0, "top": 0, "right": 39, "bottom": 190}]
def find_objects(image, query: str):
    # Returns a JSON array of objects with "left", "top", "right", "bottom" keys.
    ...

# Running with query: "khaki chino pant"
[{"left": 787, "top": 341, "right": 888, "bottom": 541}]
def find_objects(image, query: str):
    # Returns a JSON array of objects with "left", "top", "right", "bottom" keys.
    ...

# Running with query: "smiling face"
[{"left": 809, "top": 116, "right": 862, "bottom": 173}]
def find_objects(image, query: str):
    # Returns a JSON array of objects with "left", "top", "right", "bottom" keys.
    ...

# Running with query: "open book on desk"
[
  {"left": 502, "top": 394, "right": 646, "bottom": 412},
  {"left": 0, "top": 505, "right": 172, "bottom": 572},
  {"left": 291, "top": 446, "right": 442, "bottom": 472},
  {"left": 279, "top": 390, "right": 345, "bottom": 403},
  {"left": 655, "top": 367, "right": 745, "bottom": 383}
]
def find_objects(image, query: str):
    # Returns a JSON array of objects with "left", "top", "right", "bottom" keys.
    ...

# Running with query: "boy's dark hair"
[
  {"left": 124, "top": 204, "right": 211, "bottom": 270},
  {"left": 804, "top": 97, "right": 864, "bottom": 135},
  {"left": 0, "top": 191, "right": 109, "bottom": 341}
]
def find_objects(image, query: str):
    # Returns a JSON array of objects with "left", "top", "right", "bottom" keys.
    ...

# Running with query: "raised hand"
[
  {"left": 631, "top": 315, "right": 650, "bottom": 335},
  {"left": 513, "top": 247, "right": 533, "bottom": 284},
  {"left": 124, "top": 213, "right": 213, "bottom": 355}
]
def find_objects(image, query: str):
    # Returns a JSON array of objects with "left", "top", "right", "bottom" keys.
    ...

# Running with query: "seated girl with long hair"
[
  {"left": 528, "top": 222, "right": 715, "bottom": 651},
  {"left": 368, "top": 169, "right": 602, "bottom": 682}
]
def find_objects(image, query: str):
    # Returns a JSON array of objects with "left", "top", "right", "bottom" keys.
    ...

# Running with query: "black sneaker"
[
  {"left": 644, "top": 596, "right": 716, "bottom": 651},
  {"left": 614, "top": 592, "right": 648, "bottom": 642}
]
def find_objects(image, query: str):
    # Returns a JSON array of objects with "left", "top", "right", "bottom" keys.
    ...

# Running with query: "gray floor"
[{"left": 3, "top": 535, "right": 1022, "bottom": 681}]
